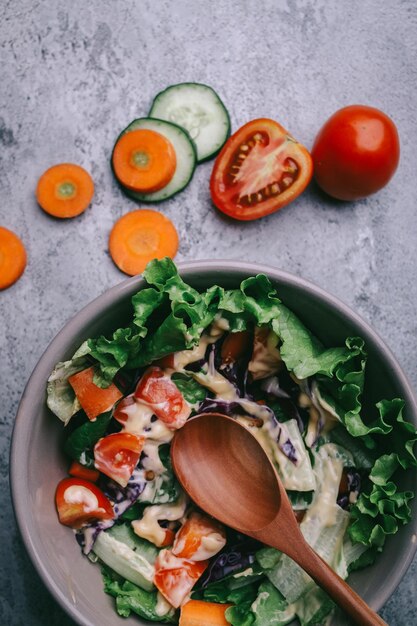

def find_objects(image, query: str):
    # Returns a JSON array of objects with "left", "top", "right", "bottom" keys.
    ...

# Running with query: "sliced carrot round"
[
  {"left": 109, "top": 209, "right": 179, "bottom": 276},
  {"left": 36, "top": 163, "right": 94, "bottom": 218},
  {"left": 0, "top": 227, "right": 27, "bottom": 290},
  {"left": 112, "top": 129, "right": 177, "bottom": 193}
]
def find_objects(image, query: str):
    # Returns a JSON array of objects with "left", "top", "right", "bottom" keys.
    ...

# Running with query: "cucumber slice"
[
  {"left": 149, "top": 83, "right": 231, "bottom": 162},
  {"left": 114, "top": 117, "right": 197, "bottom": 203},
  {"left": 93, "top": 524, "right": 157, "bottom": 591}
]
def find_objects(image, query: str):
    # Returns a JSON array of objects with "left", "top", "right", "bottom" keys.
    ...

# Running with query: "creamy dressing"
[
  {"left": 132, "top": 493, "right": 187, "bottom": 547},
  {"left": 171, "top": 320, "right": 226, "bottom": 372},
  {"left": 191, "top": 533, "right": 226, "bottom": 561},
  {"left": 303, "top": 444, "right": 349, "bottom": 528},
  {"left": 63, "top": 485, "right": 103, "bottom": 514},
  {"left": 192, "top": 367, "right": 238, "bottom": 400},
  {"left": 248, "top": 327, "right": 282, "bottom": 380},
  {"left": 141, "top": 441, "right": 166, "bottom": 475},
  {"left": 121, "top": 399, "right": 173, "bottom": 443}
]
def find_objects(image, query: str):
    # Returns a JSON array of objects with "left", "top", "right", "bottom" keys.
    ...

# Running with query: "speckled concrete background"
[{"left": 1, "top": 0, "right": 417, "bottom": 624}]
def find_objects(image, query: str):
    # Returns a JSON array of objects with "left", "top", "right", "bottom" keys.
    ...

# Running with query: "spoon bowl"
[
  {"left": 171, "top": 412, "right": 281, "bottom": 531},
  {"left": 172, "top": 412, "right": 387, "bottom": 626}
]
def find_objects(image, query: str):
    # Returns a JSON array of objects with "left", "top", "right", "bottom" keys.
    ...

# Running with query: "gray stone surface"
[{"left": 1, "top": 0, "right": 417, "bottom": 624}]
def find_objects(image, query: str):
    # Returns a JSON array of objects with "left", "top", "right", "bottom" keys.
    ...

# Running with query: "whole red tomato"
[{"left": 312, "top": 105, "right": 400, "bottom": 201}]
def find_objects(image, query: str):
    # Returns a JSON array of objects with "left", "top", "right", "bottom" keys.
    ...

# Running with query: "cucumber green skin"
[
  {"left": 149, "top": 82, "right": 231, "bottom": 163},
  {"left": 111, "top": 117, "right": 197, "bottom": 204}
]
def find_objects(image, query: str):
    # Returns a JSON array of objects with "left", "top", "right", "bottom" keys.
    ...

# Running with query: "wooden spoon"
[{"left": 171, "top": 413, "right": 387, "bottom": 626}]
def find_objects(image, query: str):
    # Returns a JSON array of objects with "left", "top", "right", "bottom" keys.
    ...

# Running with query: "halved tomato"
[
  {"left": 134, "top": 366, "right": 191, "bottom": 429},
  {"left": 94, "top": 432, "right": 144, "bottom": 487},
  {"left": 210, "top": 118, "right": 312, "bottom": 220},
  {"left": 154, "top": 549, "right": 208, "bottom": 608},
  {"left": 172, "top": 511, "right": 226, "bottom": 561},
  {"left": 55, "top": 477, "right": 114, "bottom": 529}
]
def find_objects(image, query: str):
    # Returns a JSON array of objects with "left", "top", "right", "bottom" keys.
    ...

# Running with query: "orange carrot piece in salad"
[
  {"left": 68, "top": 366, "right": 123, "bottom": 421},
  {"left": 36, "top": 163, "right": 94, "bottom": 218},
  {"left": 112, "top": 129, "right": 176, "bottom": 193},
  {"left": 0, "top": 226, "right": 27, "bottom": 290},
  {"left": 179, "top": 600, "right": 232, "bottom": 626},
  {"left": 68, "top": 460, "right": 100, "bottom": 482},
  {"left": 108, "top": 209, "right": 179, "bottom": 276}
]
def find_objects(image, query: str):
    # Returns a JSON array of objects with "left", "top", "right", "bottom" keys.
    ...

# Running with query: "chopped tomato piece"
[
  {"left": 172, "top": 512, "right": 226, "bottom": 561},
  {"left": 113, "top": 394, "right": 136, "bottom": 425},
  {"left": 161, "top": 528, "right": 176, "bottom": 547},
  {"left": 55, "top": 477, "right": 114, "bottom": 529},
  {"left": 68, "top": 460, "right": 99, "bottom": 482},
  {"left": 154, "top": 549, "right": 208, "bottom": 608},
  {"left": 220, "top": 330, "right": 251, "bottom": 364},
  {"left": 68, "top": 366, "right": 123, "bottom": 421},
  {"left": 134, "top": 366, "right": 191, "bottom": 429},
  {"left": 94, "top": 432, "right": 144, "bottom": 487},
  {"left": 210, "top": 118, "right": 313, "bottom": 221},
  {"left": 156, "top": 353, "right": 176, "bottom": 369}
]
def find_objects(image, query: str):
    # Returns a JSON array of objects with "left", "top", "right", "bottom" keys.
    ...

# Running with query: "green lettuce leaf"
[
  {"left": 63, "top": 410, "right": 113, "bottom": 467},
  {"left": 171, "top": 372, "right": 207, "bottom": 404},
  {"left": 102, "top": 569, "right": 177, "bottom": 623},
  {"left": 251, "top": 580, "right": 293, "bottom": 625},
  {"left": 46, "top": 342, "right": 91, "bottom": 423},
  {"left": 347, "top": 399, "right": 417, "bottom": 551}
]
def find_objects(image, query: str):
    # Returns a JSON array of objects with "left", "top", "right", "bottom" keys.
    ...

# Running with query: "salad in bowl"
[{"left": 27, "top": 259, "right": 417, "bottom": 625}]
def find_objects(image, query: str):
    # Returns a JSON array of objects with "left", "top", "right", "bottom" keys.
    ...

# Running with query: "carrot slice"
[
  {"left": 109, "top": 209, "right": 179, "bottom": 276},
  {"left": 68, "top": 460, "right": 100, "bottom": 482},
  {"left": 36, "top": 163, "right": 94, "bottom": 218},
  {"left": 68, "top": 366, "right": 123, "bottom": 421},
  {"left": 180, "top": 600, "right": 232, "bottom": 626},
  {"left": 0, "top": 226, "right": 27, "bottom": 290},
  {"left": 112, "top": 129, "right": 177, "bottom": 193}
]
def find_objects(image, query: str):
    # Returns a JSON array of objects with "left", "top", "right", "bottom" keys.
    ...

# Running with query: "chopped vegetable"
[
  {"left": 180, "top": 599, "right": 232, "bottom": 626},
  {"left": 134, "top": 366, "right": 191, "bottom": 429},
  {"left": 0, "top": 226, "right": 27, "bottom": 290},
  {"left": 94, "top": 432, "right": 145, "bottom": 487},
  {"left": 172, "top": 512, "right": 226, "bottom": 560},
  {"left": 149, "top": 82, "right": 230, "bottom": 162},
  {"left": 154, "top": 549, "right": 209, "bottom": 608},
  {"left": 108, "top": 209, "right": 179, "bottom": 276},
  {"left": 112, "top": 118, "right": 196, "bottom": 202},
  {"left": 68, "top": 366, "right": 123, "bottom": 421},
  {"left": 112, "top": 128, "right": 177, "bottom": 193},
  {"left": 210, "top": 118, "right": 313, "bottom": 220},
  {"left": 69, "top": 460, "right": 100, "bottom": 482},
  {"left": 36, "top": 163, "right": 94, "bottom": 218},
  {"left": 55, "top": 477, "right": 114, "bottom": 528}
]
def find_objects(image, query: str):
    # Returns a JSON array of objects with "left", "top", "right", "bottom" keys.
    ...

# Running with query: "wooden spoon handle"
[{"left": 291, "top": 542, "right": 387, "bottom": 626}]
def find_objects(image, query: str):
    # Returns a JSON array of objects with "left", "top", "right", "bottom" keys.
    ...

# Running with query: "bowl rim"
[{"left": 10, "top": 258, "right": 417, "bottom": 625}]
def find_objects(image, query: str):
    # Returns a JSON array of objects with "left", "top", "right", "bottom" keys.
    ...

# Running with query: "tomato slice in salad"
[
  {"left": 210, "top": 118, "right": 312, "bottom": 221},
  {"left": 172, "top": 511, "right": 226, "bottom": 560},
  {"left": 68, "top": 366, "right": 123, "bottom": 421},
  {"left": 68, "top": 460, "right": 100, "bottom": 482},
  {"left": 55, "top": 477, "right": 114, "bottom": 529},
  {"left": 220, "top": 330, "right": 251, "bottom": 364},
  {"left": 134, "top": 366, "right": 191, "bottom": 429},
  {"left": 154, "top": 549, "right": 209, "bottom": 608},
  {"left": 94, "top": 432, "right": 144, "bottom": 487}
]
